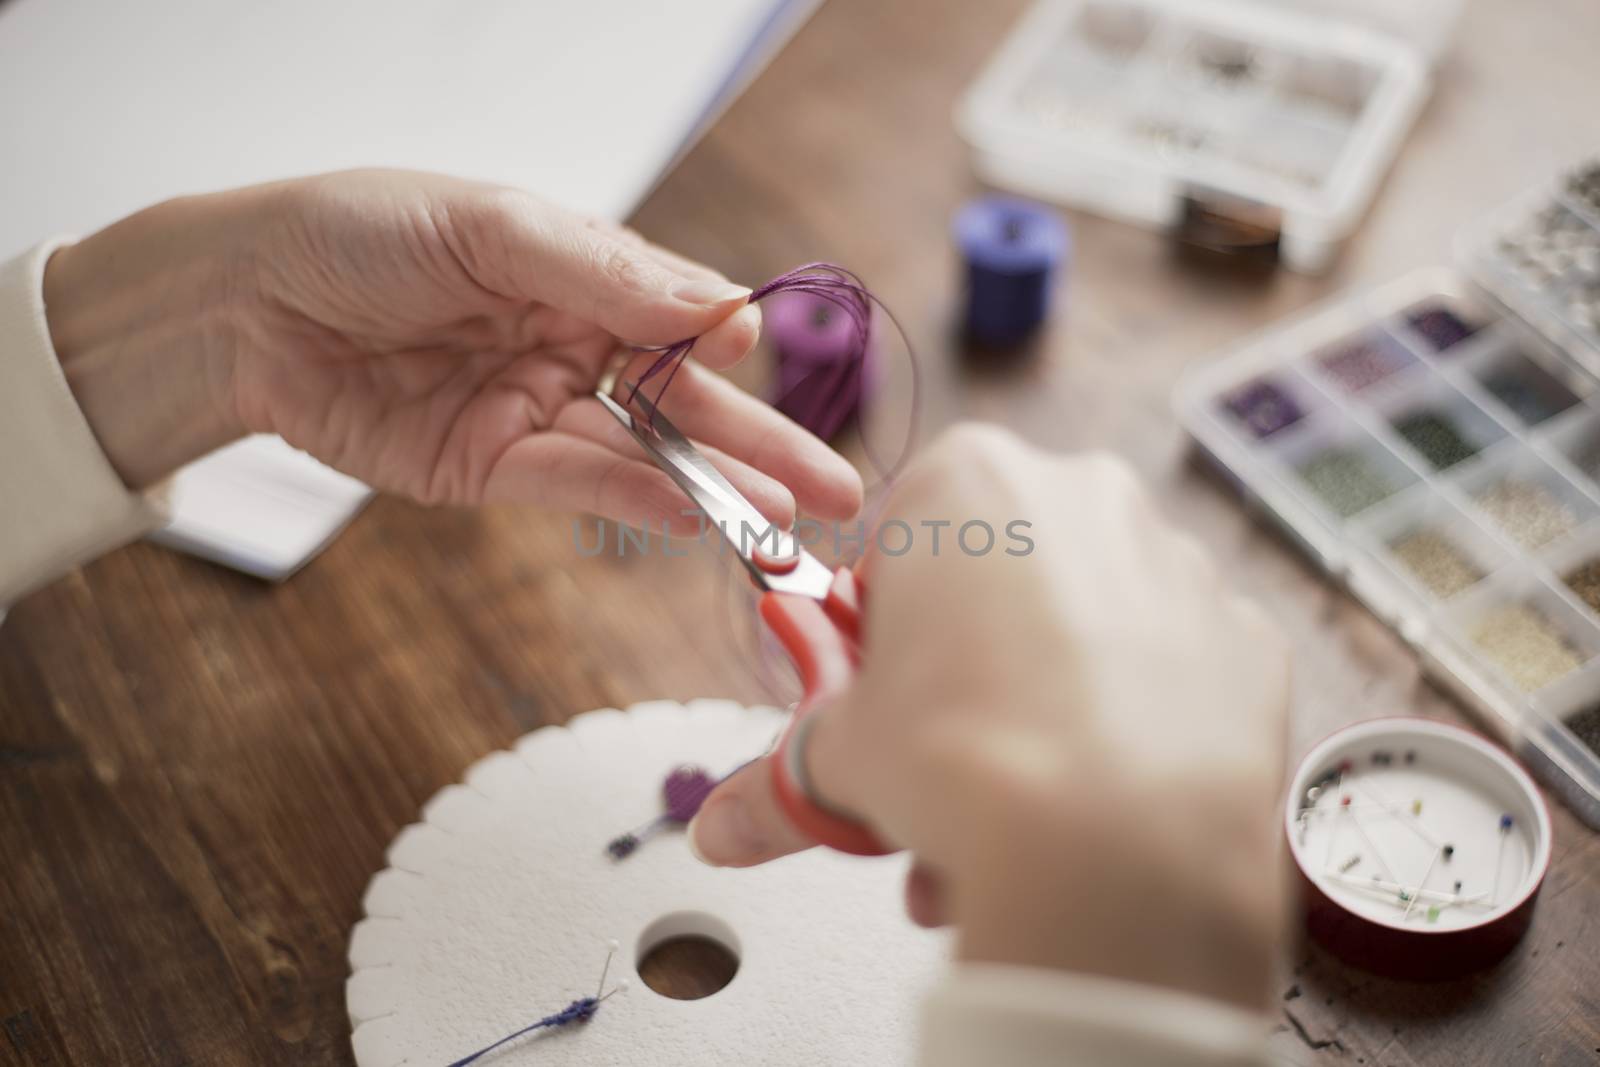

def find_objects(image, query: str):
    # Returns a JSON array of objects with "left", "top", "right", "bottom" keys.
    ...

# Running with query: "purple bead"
[
  {"left": 1406, "top": 306, "right": 1480, "bottom": 353},
  {"left": 1316, "top": 334, "right": 1412, "bottom": 392},
  {"left": 1221, "top": 378, "right": 1305, "bottom": 438},
  {"left": 663, "top": 765, "right": 717, "bottom": 823}
]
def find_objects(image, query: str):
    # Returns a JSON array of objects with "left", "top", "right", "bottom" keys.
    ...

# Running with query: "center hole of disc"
[
  {"left": 1002, "top": 217, "right": 1027, "bottom": 243},
  {"left": 635, "top": 911, "right": 740, "bottom": 1001},
  {"left": 810, "top": 306, "right": 833, "bottom": 329}
]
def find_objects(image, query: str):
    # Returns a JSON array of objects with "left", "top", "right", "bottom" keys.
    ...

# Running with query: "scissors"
[{"left": 595, "top": 389, "right": 889, "bottom": 856}]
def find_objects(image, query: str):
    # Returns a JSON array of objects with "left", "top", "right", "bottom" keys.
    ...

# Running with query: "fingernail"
[
  {"left": 672, "top": 278, "right": 751, "bottom": 306},
  {"left": 733, "top": 301, "right": 763, "bottom": 332},
  {"left": 688, "top": 794, "right": 765, "bottom": 865}
]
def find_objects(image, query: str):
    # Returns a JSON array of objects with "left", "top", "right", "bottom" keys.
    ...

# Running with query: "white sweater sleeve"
[
  {"left": 921, "top": 964, "right": 1273, "bottom": 1067},
  {"left": 0, "top": 240, "right": 166, "bottom": 611}
]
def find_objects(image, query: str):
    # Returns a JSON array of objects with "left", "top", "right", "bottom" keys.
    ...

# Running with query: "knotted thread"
[
  {"left": 626, "top": 262, "right": 919, "bottom": 484},
  {"left": 444, "top": 945, "right": 622, "bottom": 1066},
  {"left": 444, "top": 998, "right": 599, "bottom": 1066}
]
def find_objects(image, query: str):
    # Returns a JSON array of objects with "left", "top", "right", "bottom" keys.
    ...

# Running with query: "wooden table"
[{"left": 4, "top": 1, "right": 1599, "bottom": 1063}]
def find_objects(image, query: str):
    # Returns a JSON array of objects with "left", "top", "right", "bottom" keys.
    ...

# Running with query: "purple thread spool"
[
  {"left": 953, "top": 196, "right": 1068, "bottom": 348},
  {"left": 768, "top": 291, "right": 878, "bottom": 441}
]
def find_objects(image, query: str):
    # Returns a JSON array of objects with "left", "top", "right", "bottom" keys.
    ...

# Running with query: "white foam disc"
[{"left": 347, "top": 700, "right": 949, "bottom": 1065}]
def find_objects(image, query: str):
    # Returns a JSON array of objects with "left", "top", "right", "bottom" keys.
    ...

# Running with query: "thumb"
[
  {"left": 499, "top": 200, "right": 751, "bottom": 344},
  {"left": 687, "top": 755, "right": 817, "bottom": 868}
]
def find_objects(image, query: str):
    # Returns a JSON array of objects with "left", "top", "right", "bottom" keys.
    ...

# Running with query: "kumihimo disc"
[{"left": 347, "top": 701, "right": 949, "bottom": 1065}]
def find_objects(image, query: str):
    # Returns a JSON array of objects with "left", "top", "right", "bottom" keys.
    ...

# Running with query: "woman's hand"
[
  {"left": 689, "top": 425, "right": 1291, "bottom": 1010},
  {"left": 43, "top": 169, "right": 862, "bottom": 531}
]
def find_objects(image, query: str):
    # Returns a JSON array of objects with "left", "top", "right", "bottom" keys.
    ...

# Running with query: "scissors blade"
[
  {"left": 595, "top": 390, "right": 762, "bottom": 532},
  {"left": 629, "top": 391, "right": 764, "bottom": 522},
  {"left": 594, "top": 390, "right": 835, "bottom": 598}
]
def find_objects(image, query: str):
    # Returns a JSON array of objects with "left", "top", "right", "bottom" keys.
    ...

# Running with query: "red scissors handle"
[{"left": 758, "top": 565, "right": 892, "bottom": 856}]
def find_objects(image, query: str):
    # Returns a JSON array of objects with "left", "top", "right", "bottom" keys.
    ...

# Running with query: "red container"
[{"left": 1284, "top": 718, "right": 1552, "bottom": 979}]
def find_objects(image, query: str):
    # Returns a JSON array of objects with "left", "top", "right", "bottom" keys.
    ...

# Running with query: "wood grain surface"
[{"left": 3, "top": 0, "right": 1599, "bottom": 1063}]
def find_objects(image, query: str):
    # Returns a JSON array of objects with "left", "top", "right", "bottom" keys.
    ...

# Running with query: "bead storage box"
[
  {"left": 1176, "top": 162, "right": 1600, "bottom": 830},
  {"left": 957, "top": 0, "right": 1461, "bottom": 272}
]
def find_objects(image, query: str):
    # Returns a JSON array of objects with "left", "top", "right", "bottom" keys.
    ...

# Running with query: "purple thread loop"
[
  {"left": 622, "top": 262, "right": 919, "bottom": 483},
  {"left": 623, "top": 263, "right": 923, "bottom": 704}
]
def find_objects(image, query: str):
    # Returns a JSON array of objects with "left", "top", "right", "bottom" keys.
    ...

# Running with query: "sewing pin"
[
  {"left": 1492, "top": 814, "right": 1514, "bottom": 905},
  {"left": 1324, "top": 872, "right": 1489, "bottom": 908},
  {"left": 1346, "top": 810, "right": 1400, "bottom": 885},
  {"left": 1320, "top": 768, "right": 1349, "bottom": 873},
  {"left": 1354, "top": 780, "right": 1442, "bottom": 850},
  {"left": 598, "top": 940, "right": 617, "bottom": 998},
  {"left": 1403, "top": 847, "right": 1441, "bottom": 921}
]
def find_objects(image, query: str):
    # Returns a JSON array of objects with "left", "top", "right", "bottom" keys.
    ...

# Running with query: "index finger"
[{"left": 626, "top": 355, "right": 865, "bottom": 522}]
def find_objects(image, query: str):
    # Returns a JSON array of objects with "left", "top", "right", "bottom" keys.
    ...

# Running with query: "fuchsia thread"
[{"left": 625, "top": 262, "right": 920, "bottom": 483}]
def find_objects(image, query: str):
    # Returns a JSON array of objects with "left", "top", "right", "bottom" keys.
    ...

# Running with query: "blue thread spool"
[{"left": 953, "top": 196, "right": 1068, "bottom": 348}]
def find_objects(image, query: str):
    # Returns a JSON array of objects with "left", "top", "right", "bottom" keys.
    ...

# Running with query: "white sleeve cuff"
[
  {"left": 0, "top": 239, "right": 166, "bottom": 609},
  {"left": 921, "top": 964, "right": 1273, "bottom": 1067}
]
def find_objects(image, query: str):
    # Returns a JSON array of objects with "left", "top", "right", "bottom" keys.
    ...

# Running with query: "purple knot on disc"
[{"left": 663, "top": 765, "right": 716, "bottom": 823}]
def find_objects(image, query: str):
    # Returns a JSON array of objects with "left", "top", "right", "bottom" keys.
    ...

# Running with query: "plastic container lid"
[{"left": 1265, "top": 0, "right": 1466, "bottom": 67}]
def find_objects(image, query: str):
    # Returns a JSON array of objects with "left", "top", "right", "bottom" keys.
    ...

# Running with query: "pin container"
[{"left": 1285, "top": 718, "right": 1551, "bottom": 978}]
